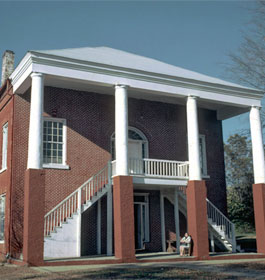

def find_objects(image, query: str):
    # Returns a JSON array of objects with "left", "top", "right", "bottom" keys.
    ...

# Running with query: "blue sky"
[{"left": 0, "top": 0, "right": 256, "bottom": 141}]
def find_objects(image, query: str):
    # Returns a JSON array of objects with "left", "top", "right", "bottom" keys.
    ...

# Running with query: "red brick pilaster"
[
  {"left": 186, "top": 180, "right": 209, "bottom": 259},
  {"left": 113, "top": 175, "right": 135, "bottom": 261},
  {"left": 253, "top": 183, "right": 265, "bottom": 254},
  {"left": 23, "top": 169, "right": 45, "bottom": 266}
]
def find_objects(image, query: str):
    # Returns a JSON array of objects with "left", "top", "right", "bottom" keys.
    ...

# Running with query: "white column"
[
  {"left": 250, "top": 106, "right": 265, "bottom": 184},
  {"left": 186, "top": 96, "right": 201, "bottom": 180},
  {"left": 160, "top": 191, "right": 166, "bottom": 252},
  {"left": 174, "top": 190, "right": 180, "bottom": 254},
  {"left": 97, "top": 199, "right": 101, "bottom": 255},
  {"left": 115, "top": 84, "right": 129, "bottom": 176},
  {"left": 27, "top": 72, "right": 44, "bottom": 169}
]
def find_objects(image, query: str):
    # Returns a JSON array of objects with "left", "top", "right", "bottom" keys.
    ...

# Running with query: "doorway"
[{"left": 134, "top": 194, "right": 150, "bottom": 250}]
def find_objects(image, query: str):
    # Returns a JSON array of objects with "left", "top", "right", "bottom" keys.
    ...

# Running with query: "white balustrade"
[
  {"left": 44, "top": 164, "right": 110, "bottom": 237},
  {"left": 112, "top": 158, "right": 189, "bottom": 179}
]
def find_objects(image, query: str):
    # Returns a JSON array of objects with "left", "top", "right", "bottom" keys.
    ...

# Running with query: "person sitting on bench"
[{"left": 180, "top": 232, "right": 191, "bottom": 256}]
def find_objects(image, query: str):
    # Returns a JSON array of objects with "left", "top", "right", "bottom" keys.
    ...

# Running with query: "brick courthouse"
[{"left": 0, "top": 47, "right": 264, "bottom": 266}]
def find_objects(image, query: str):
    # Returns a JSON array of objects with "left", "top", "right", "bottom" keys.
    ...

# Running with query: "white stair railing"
[
  {"left": 44, "top": 163, "right": 111, "bottom": 237},
  {"left": 206, "top": 198, "right": 236, "bottom": 252}
]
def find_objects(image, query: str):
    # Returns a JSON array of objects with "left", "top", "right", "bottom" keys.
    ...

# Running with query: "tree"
[
  {"left": 224, "top": 134, "right": 255, "bottom": 231},
  {"left": 226, "top": 1, "right": 265, "bottom": 91}
]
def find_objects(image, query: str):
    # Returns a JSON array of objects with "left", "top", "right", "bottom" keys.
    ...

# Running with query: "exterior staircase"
[
  {"left": 167, "top": 188, "right": 238, "bottom": 253},
  {"left": 43, "top": 161, "right": 238, "bottom": 259},
  {"left": 44, "top": 163, "right": 112, "bottom": 259}
]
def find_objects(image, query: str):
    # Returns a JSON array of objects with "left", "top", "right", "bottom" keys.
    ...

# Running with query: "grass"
[{"left": 1, "top": 261, "right": 265, "bottom": 280}]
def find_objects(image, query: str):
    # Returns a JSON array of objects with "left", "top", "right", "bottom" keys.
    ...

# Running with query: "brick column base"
[
  {"left": 113, "top": 175, "right": 135, "bottom": 261},
  {"left": 23, "top": 169, "right": 45, "bottom": 266},
  {"left": 186, "top": 180, "right": 209, "bottom": 259},
  {"left": 253, "top": 183, "right": 265, "bottom": 254}
]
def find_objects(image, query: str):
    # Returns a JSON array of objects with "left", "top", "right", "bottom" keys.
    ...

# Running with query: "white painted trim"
[
  {"left": 133, "top": 177, "right": 188, "bottom": 186},
  {"left": 1, "top": 122, "right": 8, "bottom": 171},
  {"left": 111, "top": 126, "right": 149, "bottom": 160},
  {"left": 43, "top": 164, "right": 70, "bottom": 170},
  {"left": 9, "top": 52, "right": 263, "bottom": 114},
  {"left": 134, "top": 193, "right": 150, "bottom": 243},
  {"left": 43, "top": 117, "right": 68, "bottom": 168},
  {"left": 0, "top": 168, "right": 7, "bottom": 174},
  {"left": 11, "top": 52, "right": 263, "bottom": 98},
  {"left": 160, "top": 192, "right": 166, "bottom": 252}
]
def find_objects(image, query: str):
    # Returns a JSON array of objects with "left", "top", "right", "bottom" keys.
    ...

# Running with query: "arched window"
[{"left": 111, "top": 127, "right": 148, "bottom": 160}]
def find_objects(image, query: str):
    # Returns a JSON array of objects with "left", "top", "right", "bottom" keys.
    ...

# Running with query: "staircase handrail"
[
  {"left": 178, "top": 191, "right": 236, "bottom": 252},
  {"left": 45, "top": 164, "right": 109, "bottom": 218},
  {"left": 206, "top": 198, "right": 236, "bottom": 245},
  {"left": 44, "top": 162, "right": 111, "bottom": 236},
  {"left": 206, "top": 198, "right": 233, "bottom": 229}
]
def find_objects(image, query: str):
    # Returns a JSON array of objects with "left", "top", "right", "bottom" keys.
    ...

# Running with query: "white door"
[{"left": 128, "top": 140, "right": 143, "bottom": 174}]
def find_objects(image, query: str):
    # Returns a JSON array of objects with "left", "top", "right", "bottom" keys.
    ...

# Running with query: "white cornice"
[{"left": 10, "top": 51, "right": 264, "bottom": 105}]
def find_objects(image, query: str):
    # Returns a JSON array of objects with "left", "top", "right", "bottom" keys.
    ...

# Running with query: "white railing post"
[{"left": 126, "top": 158, "right": 189, "bottom": 179}]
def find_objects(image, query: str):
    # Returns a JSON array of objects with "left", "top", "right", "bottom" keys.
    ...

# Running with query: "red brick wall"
[
  {"left": 0, "top": 82, "right": 14, "bottom": 260},
  {"left": 10, "top": 86, "right": 226, "bottom": 256}
]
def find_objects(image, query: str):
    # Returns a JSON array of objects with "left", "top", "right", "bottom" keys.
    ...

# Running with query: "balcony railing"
[{"left": 112, "top": 158, "right": 189, "bottom": 179}]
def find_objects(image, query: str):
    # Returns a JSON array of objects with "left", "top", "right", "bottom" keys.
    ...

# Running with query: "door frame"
[{"left": 134, "top": 193, "right": 150, "bottom": 250}]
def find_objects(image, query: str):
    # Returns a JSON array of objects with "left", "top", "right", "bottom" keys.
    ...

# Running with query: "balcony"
[{"left": 112, "top": 158, "right": 189, "bottom": 180}]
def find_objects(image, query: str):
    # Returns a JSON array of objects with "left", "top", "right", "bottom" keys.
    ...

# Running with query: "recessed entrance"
[{"left": 134, "top": 193, "right": 149, "bottom": 250}]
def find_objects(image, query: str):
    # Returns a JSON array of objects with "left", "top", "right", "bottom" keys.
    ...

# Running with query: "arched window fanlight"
[{"left": 111, "top": 127, "right": 148, "bottom": 160}]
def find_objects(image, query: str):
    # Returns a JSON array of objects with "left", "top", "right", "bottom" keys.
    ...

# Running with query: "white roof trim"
[{"left": 10, "top": 47, "right": 263, "bottom": 109}]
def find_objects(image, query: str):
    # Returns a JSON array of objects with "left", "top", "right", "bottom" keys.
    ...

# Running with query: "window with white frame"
[
  {"left": 43, "top": 118, "right": 66, "bottom": 166},
  {"left": 1, "top": 122, "right": 8, "bottom": 171},
  {"left": 0, "top": 195, "right": 5, "bottom": 242},
  {"left": 199, "top": 135, "right": 207, "bottom": 176}
]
